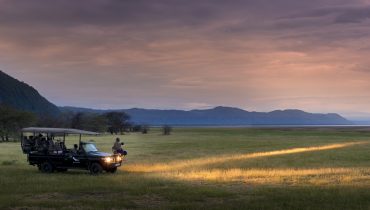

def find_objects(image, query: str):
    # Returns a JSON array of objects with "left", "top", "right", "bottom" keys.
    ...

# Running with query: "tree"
[
  {"left": 70, "top": 112, "right": 107, "bottom": 132},
  {"left": 130, "top": 124, "right": 149, "bottom": 134},
  {"left": 0, "top": 105, "right": 36, "bottom": 141},
  {"left": 71, "top": 112, "right": 84, "bottom": 129},
  {"left": 37, "top": 112, "right": 74, "bottom": 128},
  {"left": 82, "top": 114, "right": 107, "bottom": 132},
  {"left": 132, "top": 124, "right": 142, "bottom": 132},
  {"left": 104, "top": 112, "right": 130, "bottom": 134},
  {"left": 142, "top": 124, "right": 149, "bottom": 134},
  {"left": 162, "top": 125, "right": 172, "bottom": 135}
]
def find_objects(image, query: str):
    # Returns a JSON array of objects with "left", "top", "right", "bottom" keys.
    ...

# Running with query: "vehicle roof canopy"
[{"left": 21, "top": 127, "right": 99, "bottom": 135}]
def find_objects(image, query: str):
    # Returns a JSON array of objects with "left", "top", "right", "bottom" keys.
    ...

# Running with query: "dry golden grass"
[
  {"left": 158, "top": 167, "right": 370, "bottom": 186},
  {"left": 124, "top": 141, "right": 368, "bottom": 173},
  {"left": 122, "top": 141, "right": 370, "bottom": 188}
]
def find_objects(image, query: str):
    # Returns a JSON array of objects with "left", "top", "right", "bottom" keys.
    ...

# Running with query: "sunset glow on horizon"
[{"left": 1, "top": 0, "right": 370, "bottom": 119}]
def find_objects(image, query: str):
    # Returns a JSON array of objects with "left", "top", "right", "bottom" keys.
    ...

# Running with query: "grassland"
[{"left": 0, "top": 127, "right": 370, "bottom": 209}]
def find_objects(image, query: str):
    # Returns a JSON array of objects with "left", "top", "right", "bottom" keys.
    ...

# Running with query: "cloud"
[
  {"left": 334, "top": 7, "right": 370, "bottom": 23},
  {"left": 1, "top": 0, "right": 370, "bottom": 117},
  {"left": 277, "top": 5, "right": 370, "bottom": 27}
]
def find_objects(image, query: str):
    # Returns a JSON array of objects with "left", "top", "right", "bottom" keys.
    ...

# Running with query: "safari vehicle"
[{"left": 20, "top": 127, "right": 125, "bottom": 174}]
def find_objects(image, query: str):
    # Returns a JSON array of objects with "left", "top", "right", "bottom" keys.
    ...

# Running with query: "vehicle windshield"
[{"left": 82, "top": 143, "right": 98, "bottom": 152}]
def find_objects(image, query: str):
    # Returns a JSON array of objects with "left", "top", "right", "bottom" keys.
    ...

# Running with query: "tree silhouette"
[{"left": 104, "top": 112, "right": 130, "bottom": 134}]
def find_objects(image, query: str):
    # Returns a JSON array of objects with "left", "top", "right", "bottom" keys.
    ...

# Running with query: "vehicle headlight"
[
  {"left": 104, "top": 157, "right": 113, "bottom": 163},
  {"left": 116, "top": 156, "right": 122, "bottom": 162}
]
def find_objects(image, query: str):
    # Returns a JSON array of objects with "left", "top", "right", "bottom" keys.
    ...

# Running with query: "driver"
[
  {"left": 69, "top": 144, "right": 80, "bottom": 163},
  {"left": 71, "top": 144, "right": 79, "bottom": 155}
]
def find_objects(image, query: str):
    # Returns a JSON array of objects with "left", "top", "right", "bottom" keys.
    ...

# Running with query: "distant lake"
[{"left": 167, "top": 124, "right": 370, "bottom": 128}]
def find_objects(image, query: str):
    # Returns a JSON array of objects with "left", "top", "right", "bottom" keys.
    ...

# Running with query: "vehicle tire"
[
  {"left": 40, "top": 162, "right": 54, "bottom": 173},
  {"left": 107, "top": 167, "right": 117, "bottom": 173},
  {"left": 89, "top": 163, "right": 103, "bottom": 175}
]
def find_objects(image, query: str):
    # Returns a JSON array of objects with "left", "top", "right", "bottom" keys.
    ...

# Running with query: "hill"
[
  {"left": 0, "top": 70, "right": 60, "bottom": 115},
  {"left": 60, "top": 106, "right": 352, "bottom": 126},
  {"left": 0, "top": 70, "right": 350, "bottom": 125}
]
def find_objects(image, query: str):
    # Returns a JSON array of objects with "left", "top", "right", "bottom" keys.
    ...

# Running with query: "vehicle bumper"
[{"left": 103, "top": 161, "right": 122, "bottom": 169}]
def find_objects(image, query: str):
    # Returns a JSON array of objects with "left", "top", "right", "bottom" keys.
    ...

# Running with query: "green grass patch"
[{"left": 0, "top": 127, "right": 369, "bottom": 209}]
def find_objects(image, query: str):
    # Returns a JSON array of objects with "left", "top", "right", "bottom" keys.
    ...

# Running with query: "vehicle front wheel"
[
  {"left": 40, "top": 162, "right": 54, "bottom": 173},
  {"left": 89, "top": 163, "right": 103, "bottom": 175}
]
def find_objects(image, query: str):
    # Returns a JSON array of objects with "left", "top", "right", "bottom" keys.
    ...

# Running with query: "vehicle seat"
[
  {"left": 54, "top": 141, "right": 63, "bottom": 155},
  {"left": 47, "top": 139, "right": 55, "bottom": 154},
  {"left": 21, "top": 137, "right": 32, "bottom": 154}
]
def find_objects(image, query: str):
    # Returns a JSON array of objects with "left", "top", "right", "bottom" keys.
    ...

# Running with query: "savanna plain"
[{"left": 0, "top": 127, "right": 370, "bottom": 210}]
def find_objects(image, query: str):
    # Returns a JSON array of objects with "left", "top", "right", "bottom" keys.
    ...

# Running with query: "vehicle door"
[
  {"left": 65, "top": 150, "right": 87, "bottom": 168},
  {"left": 72, "top": 148, "right": 91, "bottom": 169}
]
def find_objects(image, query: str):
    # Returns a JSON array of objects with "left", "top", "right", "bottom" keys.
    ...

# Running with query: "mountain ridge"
[
  {"left": 0, "top": 70, "right": 352, "bottom": 125},
  {"left": 60, "top": 106, "right": 352, "bottom": 126},
  {"left": 0, "top": 70, "right": 60, "bottom": 116}
]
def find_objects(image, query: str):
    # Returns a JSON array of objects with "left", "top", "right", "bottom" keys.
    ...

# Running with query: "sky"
[{"left": 1, "top": 0, "right": 370, "bottom": 120}]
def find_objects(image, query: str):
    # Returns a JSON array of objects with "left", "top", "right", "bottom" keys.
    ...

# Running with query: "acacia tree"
[
  {"left": 71, "top": 112, "right": 84, "bottom": 129},
  {"left": 104, "top": 112, "right": 130, "bottom": 134},
  {"left": 142, "top": 124, "right": 150, "bottom": 134},
  {"left": 36, "top": 110, "right": 76, "bottom": 128},
  {"left": 70, "top": 112, "right": 107, "bottom": 132},
  {"left": 0, "top": 105, "right": 36, "bottom": 141},
  {"left": 82, "top": 114, "right": 107, "bottom": 132},
  {"left": 162, "top": 125, "right": 172, "bottom": 135}
]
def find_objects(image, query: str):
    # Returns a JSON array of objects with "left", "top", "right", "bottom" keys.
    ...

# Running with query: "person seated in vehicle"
[
  {"left": 34, "top": 136, "right": 48, "bottom": 154},
  {"left": 60, "top": 141, "right": 67, "bottom": 152},
  {"left": 40, "top": 138, "right": 49, "bottom": 154},
  {"left": 34, "top": 135, "right": 41, "bottom": 151},
  {"left": 71, "top": 144, "right": 79, "bottom": 155},
  {"left": 33, "top": 134, "right": 45, "bottom": 152},
  {"left": 68, "top": 144, "right": 81, "bottom": 162},
  {"left": 112, "top": 137, "right": 127, "bottom": 156},
  {"left": 47, "top": 138, "right": 55, "bottom": 154},
  {"left": 28, "top": 136, "right": 36, "bottom": 151},
  {"left": 54, "top": 139, "right": 64, "bottom": 154},
  {"left": 21, "top": 136, "right": 32, "bottom": 153}
]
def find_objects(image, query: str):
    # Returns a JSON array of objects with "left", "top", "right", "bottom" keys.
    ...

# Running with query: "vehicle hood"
[{"left": 87, "top": 151, "right": 112, "bottom": 157}]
